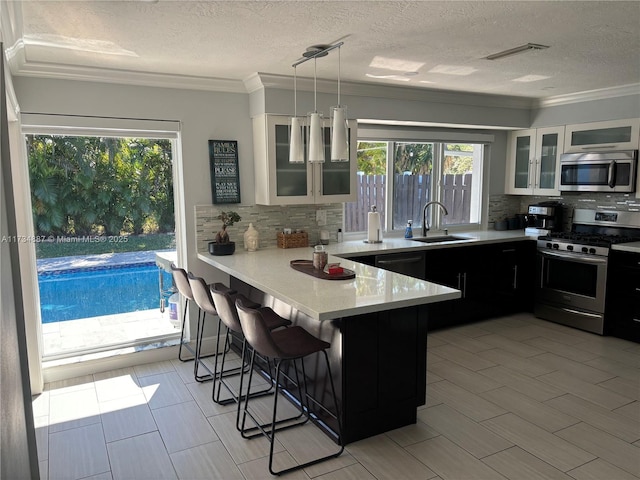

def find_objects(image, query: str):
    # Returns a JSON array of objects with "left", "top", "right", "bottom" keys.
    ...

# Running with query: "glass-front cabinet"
[
  {"left": 505, "top": 126, "right": 564, "bottom": 195},
  {"left": 565, "top": 118, "right": 639, "bottom": 152},
  {"left": 253, "top": 114, "right": 357, "bottom": 205}
]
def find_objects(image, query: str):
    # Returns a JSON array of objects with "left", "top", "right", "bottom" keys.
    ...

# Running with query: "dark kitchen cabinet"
[
  {"left": 346, "top": 241, "right": 535, "bottom": 330},
  {"left": 424, "top": 241, "right": 535, "bottom": 329},
  {"left": 606, "top": 250, "right": 640, "bottom": 342},
  {"left": 424, "top": 245, "right": 486, "bottom": 329},
  {"left": 483, "top": 241, "right": 536, "bottom": 315}
]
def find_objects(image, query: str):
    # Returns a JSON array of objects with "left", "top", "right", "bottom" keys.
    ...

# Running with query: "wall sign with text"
[{"left": 208, "top": 140, "right": 241, "bottom": 204}]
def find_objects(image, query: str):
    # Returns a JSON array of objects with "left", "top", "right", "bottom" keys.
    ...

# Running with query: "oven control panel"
[{"left": 537, "top": 240, "right": 609, "bottom": 257}]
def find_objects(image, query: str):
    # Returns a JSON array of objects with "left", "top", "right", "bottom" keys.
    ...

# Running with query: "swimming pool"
[{"left": 38, "top": 263, "right": 173, "bottom": 323}]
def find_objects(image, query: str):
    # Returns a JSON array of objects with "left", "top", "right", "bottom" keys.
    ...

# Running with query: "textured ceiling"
[{"left": 4, "top": 0, "right": 640, "bottom": 99}]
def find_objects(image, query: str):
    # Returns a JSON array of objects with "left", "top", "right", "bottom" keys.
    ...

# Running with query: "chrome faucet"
[{"left": 422, "top": 201, "right": 448, "bottom": 236}]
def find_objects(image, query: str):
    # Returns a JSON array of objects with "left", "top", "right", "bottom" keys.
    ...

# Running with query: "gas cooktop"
[
  {"left": 537, "top": 208, "right": 640, "bottom": 255},
  {"left": 538, "top": 231, "right": 639, "bottom": 247}
]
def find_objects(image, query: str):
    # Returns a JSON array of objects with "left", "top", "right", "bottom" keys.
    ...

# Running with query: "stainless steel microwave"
[{"left": 559, "top": 150, "right": 637, "bottom": 192}]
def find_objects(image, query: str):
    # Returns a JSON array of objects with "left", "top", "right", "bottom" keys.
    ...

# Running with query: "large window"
[{"left": 345, "top": 138, "right": 484, "bottom": 233}]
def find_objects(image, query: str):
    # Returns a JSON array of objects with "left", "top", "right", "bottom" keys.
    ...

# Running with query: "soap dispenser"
[{"left": 404, "top": 220, "right": 413, "bottom": 239}]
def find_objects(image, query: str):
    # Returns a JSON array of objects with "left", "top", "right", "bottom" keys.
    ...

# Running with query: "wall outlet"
[{"left": 316, "top": 209, "right": 327, "bottom": 226}]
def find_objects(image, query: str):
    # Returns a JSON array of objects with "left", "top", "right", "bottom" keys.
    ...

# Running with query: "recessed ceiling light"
[
  {"left": 428, "top": 65, "right": 478, "bottom": 76},
  {"left": 513, "top": 74, "right": 551, "bottom": 83},
  {"left": 369, "top": 56, "right": 425, "bottom": 72},
  {"left": 485, "top": 43, "right": 550, "bottom": 60}
]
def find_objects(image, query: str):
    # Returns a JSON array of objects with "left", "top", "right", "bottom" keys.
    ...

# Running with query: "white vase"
[{"left": 243, "top": 223, "right": 259, "bottom": 252}]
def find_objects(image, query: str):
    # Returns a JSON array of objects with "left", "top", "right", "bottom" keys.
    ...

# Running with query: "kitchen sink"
[{"left": 410, "top": 235, "right": 469, "bottom": 244}]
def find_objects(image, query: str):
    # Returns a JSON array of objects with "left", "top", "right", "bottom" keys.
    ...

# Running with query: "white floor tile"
[
  {"left": 346, "top": 434, "right": 437, "bottom": 480},
  {"left": 138, "top": 371, "right": 194, "bottom": 409},
  {"left": 99, "top": 393, "right": 158, "bottom": 443},
  {"left": 107, "top": 431, "right": 177, "bottom": 480},
  {"left": 49, "top": 423, "right": 110, "bottom": 480},
  {"left": 152, "top": 400, "right": 219, "bottom": 453},
  {"left": 169, "top": 441, "right": 244, "bottom": 480},
  {"left": 405, "top": 435, "right": 506, "bottom": 480}
]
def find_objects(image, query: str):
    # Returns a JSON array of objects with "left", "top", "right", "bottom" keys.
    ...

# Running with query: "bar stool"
[
  {"left": 170, "top": 264, "right": 226, "bottom": 363},
  {"left": 235, "top": 298, "right": 344, "bottom": 476},
  {"left": 210, "top": 286, "right": 291, "bottom": 407},
  {"left": 187, "top": 273, "right": 260, "bottom": 383}
]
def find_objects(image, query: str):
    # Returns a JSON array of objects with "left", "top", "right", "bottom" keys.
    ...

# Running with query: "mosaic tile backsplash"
[
  {"left": 195, "top": 204, "right": 343, "bottom": 252},
  {"left": 489, "top": 192, "right": 640, "bottom": 231}
]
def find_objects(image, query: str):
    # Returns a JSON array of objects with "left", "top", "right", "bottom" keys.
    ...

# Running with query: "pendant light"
[
  {"left": 307, "top": 57, "right": 325, "bottom": 163},
  {"left": 288, "top": 65, "right": 304, "bottom": 163},
  {"left": 330, "top": 46, "right": 349, "bottom": 162},
  {"left": 291, "top": 41, "right": 345, "bottom": 164}
]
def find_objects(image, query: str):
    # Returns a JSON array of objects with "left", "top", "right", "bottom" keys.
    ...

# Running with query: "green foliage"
[
  {"left": 27, "top": 135, "right": 175, "bottom": 237},
  {"left": 216, "top": 211, "right": 241, "bottom": 227},
  {"left": 443, "top": 143, "right": 474, "bottom": 175},
  {"left": 215, "top": 211, "right": 241, "bottom": 244},
  {"left": 357, "top": 142, "right": 387, "bottom": 175},
  {"left": 394, "top": 143, "right": 433, "bottom": 175}
]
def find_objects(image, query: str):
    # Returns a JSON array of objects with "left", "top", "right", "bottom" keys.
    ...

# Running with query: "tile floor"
[{"left": 33, "top": 313, "right": 640, "bottom": 480}]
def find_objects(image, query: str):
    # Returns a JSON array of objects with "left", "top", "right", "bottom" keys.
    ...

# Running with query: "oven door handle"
[
  {"left": 538, "top": 249, "right": 608, "bottom": 265},
  {"left": 560, "top": 307, "right": 603, "bottom": 319}
]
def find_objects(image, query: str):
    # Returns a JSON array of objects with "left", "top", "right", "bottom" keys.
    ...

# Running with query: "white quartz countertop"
[
  {"left": 198, "top": 248, "right": 460, "bottom": 321},
  {"left": 328, "top": 230, "right": 533, "bottom": 258},
  {"left": 197, "top": 229, "right": 535, "bottom": 321}
]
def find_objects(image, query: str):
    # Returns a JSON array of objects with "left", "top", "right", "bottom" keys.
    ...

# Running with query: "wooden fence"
[{"left": 345, "top": 173, "right": 472, "bottom": 232}]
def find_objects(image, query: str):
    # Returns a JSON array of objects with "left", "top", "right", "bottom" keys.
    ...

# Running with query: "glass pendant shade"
[
  {"left": 289, "top": 116, "right": 305, "bottom": 163},
  {"left": 330, "top": 105, "right": 349, "bottom": 162},
  {"left": 307, "top": 112, "right": 325, "bottom": 163}
]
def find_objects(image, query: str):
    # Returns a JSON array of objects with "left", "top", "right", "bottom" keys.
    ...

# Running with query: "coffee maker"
[{"left": 525, "top": 201, "right": 563, "bottom": 236}]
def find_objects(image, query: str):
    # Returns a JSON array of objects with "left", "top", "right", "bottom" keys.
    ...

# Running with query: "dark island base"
[{"left": 230, "top": 277, "right": 429, "bottom": 445}]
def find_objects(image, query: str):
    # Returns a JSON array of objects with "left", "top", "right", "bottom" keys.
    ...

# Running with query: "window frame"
[{"left": 351, "top": 125, "right": 494, "bottom": 234}]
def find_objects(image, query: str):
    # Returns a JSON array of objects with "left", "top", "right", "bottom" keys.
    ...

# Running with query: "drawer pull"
[{"left": 633, "top": 318, "right": 640, "bottom": 323}]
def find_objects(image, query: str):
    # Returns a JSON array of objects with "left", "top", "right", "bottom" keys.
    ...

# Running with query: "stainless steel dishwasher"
[{"left": 375, "top": 252, "right": 426, "bottom": 280}]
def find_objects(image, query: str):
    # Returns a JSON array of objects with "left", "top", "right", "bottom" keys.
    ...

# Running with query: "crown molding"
[
  {"left": 11, "top": 59, "right": 248, "bottom": 93},
  {"left": 252, "top": 72, "right": 536, "bottom": 110},
  {"left": 536, "top": 83, "right": 640, "bottom": 108}
]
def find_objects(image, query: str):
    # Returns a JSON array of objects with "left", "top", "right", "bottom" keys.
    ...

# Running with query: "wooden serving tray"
[{"left": 290, "top": 260, "right": 355, "bottom": 280}]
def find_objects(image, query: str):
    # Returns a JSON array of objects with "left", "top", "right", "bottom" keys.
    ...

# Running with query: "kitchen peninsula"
[{"left": 198, "top": 245, "right": 460, "bottom": 443}]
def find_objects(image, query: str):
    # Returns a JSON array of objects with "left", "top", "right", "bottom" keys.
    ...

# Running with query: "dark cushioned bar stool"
[
  {"left": 210, "top": 286, "right": 291, "bottom": 407},
  {"left": 170, "top": 264, "right": 234, "bottom": 363},
  {"left": 188, "top": 273, "right": 259, "bottom": 383},
  {"left": 236, "top": 298, "right": 344, "bottom": 476}
]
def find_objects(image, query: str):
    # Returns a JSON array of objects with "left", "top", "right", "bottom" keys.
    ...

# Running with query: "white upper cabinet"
[
  {"left": 505, "top": 126, "right": 564, "bottom": 195},
  {"left": 564, "top": 118, "right": 640, "bottom": 152},
  {"left": 253, "top": 114, "right": 357, "bottom": 205}
]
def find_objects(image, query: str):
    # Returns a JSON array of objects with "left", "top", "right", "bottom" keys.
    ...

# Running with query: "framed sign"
[{"left": 209, "top": 140, "right": 241, "bottom": 204}]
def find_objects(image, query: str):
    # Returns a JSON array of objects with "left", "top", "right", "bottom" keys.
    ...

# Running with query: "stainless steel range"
[{"left": 535, "top": 209, "right": 640, "bottom": 334}]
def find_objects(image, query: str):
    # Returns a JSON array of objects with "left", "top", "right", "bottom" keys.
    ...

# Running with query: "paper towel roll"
[{"left": 368, "top": 211, "right": 381, "bottom": 243}]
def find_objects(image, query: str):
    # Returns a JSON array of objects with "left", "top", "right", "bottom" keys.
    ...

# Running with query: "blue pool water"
[{"left": 38, "top": 263, "right": 173, "bottom": 323}]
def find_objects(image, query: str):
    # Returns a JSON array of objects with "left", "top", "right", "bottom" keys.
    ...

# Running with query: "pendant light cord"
[
  {"left": 314, "top": 58, "right": 318, "bottom": 112},
  {"left": 337, "top": 47, "right": 341, "bottom": 106},
  {"left": 293, "top": 65, "right": 297, "bottom": 117}
]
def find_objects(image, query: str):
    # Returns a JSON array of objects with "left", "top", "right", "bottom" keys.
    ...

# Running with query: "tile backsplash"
[
  {"left": 195, "top": 204, "right": 343, "bottom": 252},
  {"left": 489, "top": 192, "right": 640, "bottom": 231}
]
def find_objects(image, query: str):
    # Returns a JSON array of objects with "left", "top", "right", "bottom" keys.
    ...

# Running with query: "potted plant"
[{"left": 209, "top": 210, "right": 241, "bottom": 255}]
